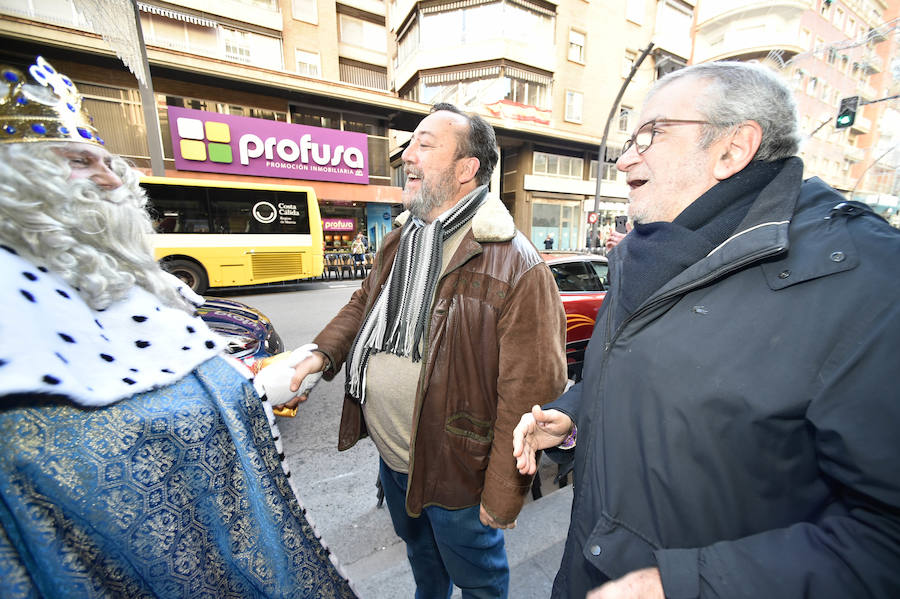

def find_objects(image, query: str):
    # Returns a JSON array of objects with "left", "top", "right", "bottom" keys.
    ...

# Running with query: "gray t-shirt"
[{"left": 362, "top": 222, "right": 471, "bottom": 473}]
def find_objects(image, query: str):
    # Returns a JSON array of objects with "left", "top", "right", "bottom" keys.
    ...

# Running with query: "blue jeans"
[{"left": 378, "top": 459, "right": 509, "bottom": 599}]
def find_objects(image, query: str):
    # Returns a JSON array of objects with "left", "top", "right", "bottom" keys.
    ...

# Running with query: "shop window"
[{"left": 531, "top": 201, "right": 580, "bottom": 251}]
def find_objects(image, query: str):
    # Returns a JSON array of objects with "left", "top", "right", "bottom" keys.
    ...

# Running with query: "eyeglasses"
[{"left": 621, "top": 119, "right": 711, "bottom": 156}]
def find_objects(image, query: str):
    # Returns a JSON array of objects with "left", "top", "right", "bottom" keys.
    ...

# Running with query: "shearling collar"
[{"left": 394, "top": 188, "right": 516, "bottom": 243}]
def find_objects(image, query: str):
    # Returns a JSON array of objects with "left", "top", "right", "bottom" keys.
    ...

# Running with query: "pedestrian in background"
[
  {"left": 544, "top": 233, "right": 554, "bottom": 250},
  {"left": 351, "top": 231, "right": 367, "bottom": 276},
  {"left": 281, "top": 103, "right": 567, "bottom": 597},
  {"left": 0, "top": 57, "right": 355, "bottom": 598},
  {"left": 514, "top": 60, "right": 900, "bottom": 598}
]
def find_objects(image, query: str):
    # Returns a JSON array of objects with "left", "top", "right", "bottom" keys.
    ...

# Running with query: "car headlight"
[{"left": 264, "top": 328, "right": 284, "bottom": 356}]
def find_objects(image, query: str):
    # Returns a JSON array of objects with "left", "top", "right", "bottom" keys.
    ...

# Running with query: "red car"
[{"left": 543, "top": 253, "right": 609, "bottom": 382}]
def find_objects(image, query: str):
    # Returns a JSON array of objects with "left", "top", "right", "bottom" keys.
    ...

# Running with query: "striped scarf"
[{"left": 345, "top": 186, "right": 487, "bottom": 403}]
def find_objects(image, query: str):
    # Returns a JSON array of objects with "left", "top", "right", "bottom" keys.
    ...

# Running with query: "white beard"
[{"left": 0, "top": 143, "right": 188, "bottom": 311}]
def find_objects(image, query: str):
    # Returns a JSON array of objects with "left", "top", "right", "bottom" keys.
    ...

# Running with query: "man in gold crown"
[{"left": 0, "top": 56, "right": 356, "bottom": 598}]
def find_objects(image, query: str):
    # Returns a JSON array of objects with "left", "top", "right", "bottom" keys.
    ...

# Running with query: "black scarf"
[{"left": 609, "top": 160, "right": 785, "bottom": 331}]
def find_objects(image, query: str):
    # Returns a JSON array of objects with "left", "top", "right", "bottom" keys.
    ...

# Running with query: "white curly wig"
[{"left": 0, "top": 142, "right": 189, "bottom": 311}]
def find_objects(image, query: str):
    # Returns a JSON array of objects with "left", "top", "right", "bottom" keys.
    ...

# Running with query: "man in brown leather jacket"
[{"left": 281, "top": 103, "right": 567, "bottom": 598}]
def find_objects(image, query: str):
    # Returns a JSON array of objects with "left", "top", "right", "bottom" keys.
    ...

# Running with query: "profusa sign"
[{"left": 167, "top": 106, "right": 369, "bottom": 184}]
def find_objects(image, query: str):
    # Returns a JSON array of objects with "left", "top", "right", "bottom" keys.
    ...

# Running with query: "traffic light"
[{"left": 836, "top": 96, "right": 859, "bottom": 129}]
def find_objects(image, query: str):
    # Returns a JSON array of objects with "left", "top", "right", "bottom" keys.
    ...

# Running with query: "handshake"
[{"left": 252, "top": 343, "right": 323, "bottom": 417}]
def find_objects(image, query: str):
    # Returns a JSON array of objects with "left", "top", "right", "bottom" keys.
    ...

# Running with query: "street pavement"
[{"left": 277, "top": 369, "right": 573, "bottom": 599}]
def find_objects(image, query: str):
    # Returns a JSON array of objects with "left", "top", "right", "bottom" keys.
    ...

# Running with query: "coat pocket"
[
  {"left": 581, "top": 512, "right": 659, "bottom": 581},
  {"left": 445, "top": 411, "right": 494, "bottom": 444}
]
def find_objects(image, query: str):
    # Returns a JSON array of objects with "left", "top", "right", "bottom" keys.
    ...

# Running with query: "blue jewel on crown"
[{"left": 1, "top": 56, "right": 102, "bottom": 146}]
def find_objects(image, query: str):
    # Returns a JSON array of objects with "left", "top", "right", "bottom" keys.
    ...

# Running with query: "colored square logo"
[
  {"left": 180, "top": 139, "right": 207, "bottom": 161},
  {"left": 176, "top": 117, "right": 204, "bottom": 140},
  {"left": 208, "top": 143, "right": 233, "bottom": 163},
  {"left": 205, "top": 121, "right": 231, "bottom": 143}
]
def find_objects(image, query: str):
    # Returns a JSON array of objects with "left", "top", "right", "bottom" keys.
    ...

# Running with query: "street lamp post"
[{"left": 589, "top": 42, "right": 654, "bottom": 249}]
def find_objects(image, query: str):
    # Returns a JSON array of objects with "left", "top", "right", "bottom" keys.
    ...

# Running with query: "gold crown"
[{"left": 1, "top": 56, "right": 104, "bottom": 146}]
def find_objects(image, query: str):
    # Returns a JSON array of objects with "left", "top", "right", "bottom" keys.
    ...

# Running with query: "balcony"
[
  {"left": 855, "top": 54, "right": 882, "bottom": 75},
  {"left": 850, "top": 115, "right": 872, "bottom": 135},
  {"left": 693, "top": 0, "right": 807, "bottom": 65},
  {"left": 845, "top": 145, "right": 865, "bottom": 162},
  {"left": 857, "top": 81, "right": 878, "bottom": 102},
  {"left": 394, "top": 38, "right": 555, "bottom": 94},
  {"left": 159, "top": 0, "right": 281, "bottom": 31}
]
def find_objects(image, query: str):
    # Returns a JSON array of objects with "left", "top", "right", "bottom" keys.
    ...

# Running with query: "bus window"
[
  {"left": 145, "top": 183, "right": 210, "bottom": 233},
  {"left": 210, "top": 188, "right": 310, "bottom": 235}
]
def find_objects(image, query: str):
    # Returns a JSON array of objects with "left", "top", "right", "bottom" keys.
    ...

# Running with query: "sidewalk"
[
  {"left": 344, "top": 484, "right": 573, "bottom": 599},
  {"left": 280, "top": 375, "right": 572, "bottom": 599}
]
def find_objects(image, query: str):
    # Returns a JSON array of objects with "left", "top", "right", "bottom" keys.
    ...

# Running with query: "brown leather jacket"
[{"left": 313, "top": 193, "right": 567, "bottom": 524}]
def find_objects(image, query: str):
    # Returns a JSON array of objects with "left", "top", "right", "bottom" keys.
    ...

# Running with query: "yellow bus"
[{"left": 141, "top": 176, "right": 324, "bottom": 293}]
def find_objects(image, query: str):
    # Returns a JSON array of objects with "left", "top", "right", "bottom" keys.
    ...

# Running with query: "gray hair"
[{"left": 649, "top": 61, "right": 800, "bottom": 162}]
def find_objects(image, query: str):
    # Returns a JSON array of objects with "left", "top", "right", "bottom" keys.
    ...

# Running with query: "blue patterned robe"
[{"left": 0, "top": 357, "right": 356, "bottom": 599}]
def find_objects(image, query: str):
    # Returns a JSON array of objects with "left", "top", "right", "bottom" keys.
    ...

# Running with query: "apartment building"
[
  {"left": 694, "top": 0, "right": 899, "bottom": 224},
  {"left": 1, "top": 0, "right": 696, "bottom": 250}
]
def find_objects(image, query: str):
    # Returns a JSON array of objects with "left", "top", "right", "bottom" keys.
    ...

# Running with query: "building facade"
[
  {"left": 694, "top": 0, "right": 899, "bottom": 225},
  {"left": 3, "top": 0, "right": 894, "bottom": 253},
  {"left": 2, "top": 0, "right": 699, "bottom": 251}
]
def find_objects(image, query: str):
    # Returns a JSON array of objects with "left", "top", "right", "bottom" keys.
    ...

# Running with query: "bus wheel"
[{"left": 163, "top": 259, "right": 209, "bottom": 295}]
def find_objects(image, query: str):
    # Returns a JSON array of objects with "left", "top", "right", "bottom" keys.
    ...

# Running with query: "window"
[
  {"left": 397, "top": 20, "right": 419, "bottom": 66},
  {"left": 532, "top": 201, "right": 580, "bottom": 251},
  {"left": 292, "top": 0, "right": 317, "bottom": 24},
  {"left": 806, "top": 76, "right": 818, "bottom": 95},
  {"left": 626, "top": 0, "right": 643, "bottom": 24},
  {"left": 568, "top": 29, "right": 585, "bottom": 63},
  {"left": 834, "top": 7, "right": 844, "bottom": 28},
  {"left": 79, "top": 82, "right": 148, "bottom": 160},
  {"left": 603, "top": 163, "right": 618, "bottom": 181},
  {"left": 622, "top": 50, "right": 636, "bottom": 78},
  {"left": 800, "top": 29, "right": 811, "bottom": 49},
  {"left": 219, "top": 27, "right": 283, "bottom": 69},
  {"left": 222, "top": 29, "right": 251, "bottom": 63},
  {"left": 618, "top": 106, "right": 632, "bottom": 132},
  {"left": 565, "top": 91, "right": 583, "bottom": 123},
  {"left": 820, "top": 0, "right": 831, "bottom": 16},
  {"left": 507, "top": 77, "right": 549, "bottom": 108},
  {"left": 533, "top": 152, "right": 584, "bottom": 179},
  {"left": 550, "top": 260, "right": 604, "bottom": 292},
  {"left": 295, "top": 49, "right": 321, "bottom": 77},
  {"left": 339, "top": 14, "right": 386, "bottom": 53}
]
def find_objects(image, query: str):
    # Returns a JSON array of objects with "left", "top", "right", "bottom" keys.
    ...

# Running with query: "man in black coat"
[{"left": 513, "top": 61, "right": 900, "bottom": 599}]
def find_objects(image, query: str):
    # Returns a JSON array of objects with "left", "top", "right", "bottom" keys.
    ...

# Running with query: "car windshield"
[{"left": 550, "top": 261, "right": 606, "bottom": 292}]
